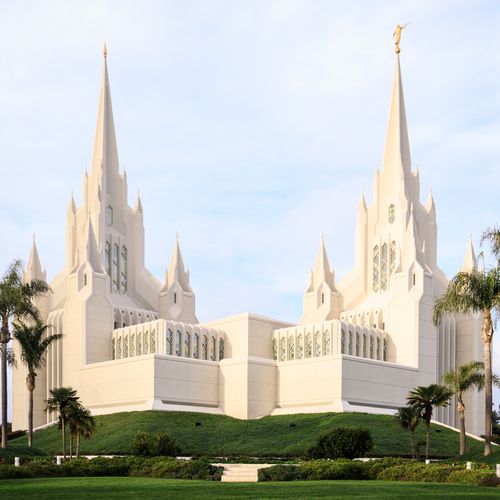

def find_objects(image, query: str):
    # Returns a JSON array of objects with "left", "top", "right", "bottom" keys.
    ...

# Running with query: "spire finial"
[
  {"left": 393, "top": 24, "right": 408, "bottom": 53},
  {"left": 103, "top": 43, "right": 107, "bottom": 60}
]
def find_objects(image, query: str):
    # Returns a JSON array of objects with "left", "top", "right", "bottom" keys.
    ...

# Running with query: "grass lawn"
[
  {"left": 6, "top": 410, "right": 485, "bottom": 458},
  {"left": 0, "top": 477, "right": 498, "bottom": 499}
]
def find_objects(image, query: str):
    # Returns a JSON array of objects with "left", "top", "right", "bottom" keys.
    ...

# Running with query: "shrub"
[
  {"left": 308, "top": 427, "right": 373, "bottom": 459},
  {"left": 150, "top": 458, "right": 221, "bottom": 480},
  {"left": 447, "top": 469, "right": 497, "bottom": 486},
  {"left": 258, "top": 464, "right": 302, "bottom": 482},
  {"left": 362, "top": 457, "right": 409, "bottom": 480},
  {"left": 130, "top": 431, "right": 151, "bottom": 456},
  {"left": 377, "top": 463, "right": 461, "bottom": 483},
  {"left": 300, "top": 459, "right": 367, "bottom": 480}
]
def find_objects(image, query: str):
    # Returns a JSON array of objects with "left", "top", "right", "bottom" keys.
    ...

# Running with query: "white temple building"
[{"left": 12, "top": 44, "right": 484, "bottom": 435}]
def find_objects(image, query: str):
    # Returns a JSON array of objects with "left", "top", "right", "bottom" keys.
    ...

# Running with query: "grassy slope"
[
  {"left": 0, "top": 478, "right": 498, "bottom": 499},
  {"left": 6, "top": 411, "right": 485, "bottom": 458}
]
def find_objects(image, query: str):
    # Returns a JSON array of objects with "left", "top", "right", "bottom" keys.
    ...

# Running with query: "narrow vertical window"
[
  {"left": 288, "top": 335, "right": 295, "bottom": 360},
  {"left": 218, "top": 338, "right": 224, "bottom": 361},
  {"left": 123, "top": 336, "right": 128, "bottom": 358},
  {"left": 202, "top": 335, "right": 208, "bottom": 360},
  {"left": 106, "top": 205, "right": 113, "bottom": 225},
  {"left": 355, "top": 332, "right": 360, "bottom": 356},
  {"left": 341, "top": 328, "right": 346, "bottom": 354},
  {"left": 112, "top": 243, "right": 119, "bottom": 293},
  {"left": 137, "top": 332, "right": 142, "bottom": 355},
  {"left": 120, "top": 246, "right": 127, "bottom": 292},
  {"left": 389, "top": 241, "right": 397, "bottom": 275},
  {"left": 297, "top": 335, "right": 304, "bottom": 359},
  {"left": 322, "top": 330, "right": 330, "bottom": 355},
  {"left": 144, "top": 331, "right": 149, "bottom": 354},
  {"left": 348, "top": 330, "right": 353, "bottom": 355},
  {"left": 383, "top": 338, "right": 388, "bottom": 361},
  {"left": 112, "top": 338, "right": 115, "bottom": 360},
  {"left": 280, "top": 336, "right": 286, "bottom": 361},
  {"left": 166, "top": 329, "right": 173, "bottom": 355},
  {"left": 194, "top": 333, "right": 200, "bottom": 359},
  {"left": 305, "top": 332, "right": 312, "bottom": 358},
  {"left": 184, "top": 332, "right": 191, "bottom": 357},
  {"left": 381, "top": 243, "right": 388, "bottom": 291},
  {"left": 175, "top": 330, "right": 182, "bottom": 356},
  {"left": 369, "top": 335, "right": 374, "bottom": 359},
  {"left": 150, "top": 330, "right": 156, "bottom": 354},
  {"left": 388, "top": 204, "right": 395, "bottom": 224},
  {"left": 130, "top": 334, "right": 135, "bottom": 357},
  {"left": 321, "top": 292, "right": 325, "bottom": 304},
  {"left": 362, "top": 333, "right": 367, "bottom": 358},
  {"left": 210, "top": 336, "right": 216, "bottom": 361},
  {"left": 373, "top": 245, "right": 380, "bottom": 292},
  {"left": 376, "top": 337, "right": 380, "bottom": 360},
  {"left": 314, "top": 331, "right": 321, "bottom": 357},
  {"left": 174, "top": 292, "right": 177, "bottom": 304},
  {"left": 117, "top": 337, "right": 122, "bottom": 359},
  {"left": 105, "top": 241, "right": 111, "bottom": 276},
  {"left": 272, "top": 338, "right": 278, "bottom": 360}
]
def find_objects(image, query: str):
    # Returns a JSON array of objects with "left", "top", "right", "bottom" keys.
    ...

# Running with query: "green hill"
[{"left": 6, "top": 411, "right": 486, "bottom": 459}]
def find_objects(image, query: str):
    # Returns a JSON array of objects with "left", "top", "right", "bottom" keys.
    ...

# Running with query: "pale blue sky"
[{"left": 1, "top": 0, "right": 500, "bottom": 411}]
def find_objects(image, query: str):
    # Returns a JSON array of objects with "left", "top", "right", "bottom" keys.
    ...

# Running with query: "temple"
[{"left": 12, "top": 43, "right": 484, "bottom": 435}]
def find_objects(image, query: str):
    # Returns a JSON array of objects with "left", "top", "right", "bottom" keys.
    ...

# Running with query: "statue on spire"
[{"left": 393, "top": 24, "right": 408, "bottom": 54}]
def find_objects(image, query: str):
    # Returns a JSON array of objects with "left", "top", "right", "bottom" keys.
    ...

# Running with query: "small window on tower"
[
  {"left": 321, "top": 292, "right": 325, "bottom": 304},
  {"left": 388, "top": 204, "right": 395, "bottom": 224},
  {"left": 106, "top": 205, "right": 113, "bottom": 225},
  {"left": 174, "top": 292, "right": 177, "bottom": 304}
]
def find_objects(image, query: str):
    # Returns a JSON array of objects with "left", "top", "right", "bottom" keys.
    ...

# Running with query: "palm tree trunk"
[
  {"left": 458, "top": 408, "right": 466, "bottom": 455},
  {"left": 482, "top": 309, "right": 493, "bottom": 456},
  {"left": 61, "top": 416, "right": 66, "bottom": 460},
  {"left": 1, "top": 318, "right": 9, "bottom": 449},
  {"left": 409, "top": 430, "right": 415, "bottom": 459},
  {"left": 69, "top": 431, "right": 73, "bottom": 459},
  {"left": 28, "top": 387, "right": 33, "bottom": 448},
  {"left": 425, "top": 421, "right": 430, "bottom": 460},
  {"left": 76, "top": 432, "right": 80, "bottom": 459}
]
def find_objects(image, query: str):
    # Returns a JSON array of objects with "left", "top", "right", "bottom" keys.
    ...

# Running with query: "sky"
[{"left": 1, "top": 0, "right": 500, "bottom": 413}]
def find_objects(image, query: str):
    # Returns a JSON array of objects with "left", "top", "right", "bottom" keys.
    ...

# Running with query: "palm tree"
[
  {"left": 433, "top": 266, "right": 500, "bottom": 456},
  {"left": 395, "top": 404, "right": 421, "bottom": 458},
  {"left": 443, "top": 361, "right": 484, "bottom": 455},
  {"left": 46, "top": 387, "right": 79, "bottom": 459},
  {"left": 407, "top": 384, "right": 452, "bottom": 460},
  {"left": 0, "top": 260, "right": 49, "bottom": 448},
  {"left": 67, "top": 404, "right": 96, "bottom": 459},
  {"left": 13, "top": 320, "right": 62, "bottom": 448}
]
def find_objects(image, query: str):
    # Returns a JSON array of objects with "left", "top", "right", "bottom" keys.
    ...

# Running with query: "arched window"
[
  {"left": 218, "top": 338, "right": 224, "bottom": 361},
  {"left": 166, "top": 329, "right": 173, "bottom": 355},
  {"left": 362, "top": 333, "right": 367, "bottom": 358},
  {"left": 210, "top": 336, "right": 216, "bottom": 361},
  {"left": 381, "top": 243, "right": 388, "bottom": 291},
  {"left": 341, "top": 328, "right": 346, "bottom": 354},
  {"left": 288, "top": 335, "right": 295, "bottom": 360},
  {"left": 144, "top": 331, "right": 149, "bottom": 354},
  {"left": 150, "top": 330, "right": 156, "bottom": 354},
  {"left": 369, "top": 335, "right": 374, "bottom": 359},
  {"left": 194, "top": 333, "right": 200, "bottom": 359},
  {"left": 137, "top": 333, "right": 142, "bottom": 355},
  {"left": 112, "top": 338, "right": 116, "bottom": 359},
  {"left": 202, "top": 335, "right": 208, "bottom": 360},
  {"left": 355, "top": 332, "right": 360, "bottom": 356},
  {"left": 112, "top": 243, "right": 119, "bottom": 293},
  {"left": 297, "top": 334, "right": 304, "bottom": 359},
  {"left": 280, "top": 336, "right": 286, "bottom": 361},
  {"left": 184, "top": 332, "right": 191, "bottom": 357},
  {"left": 305, "top": 332, "right": 312, "bottom": 358},
  {"left": 314, "top": 331, "right": 321, "bottom": 357},
  {"left": 106, "top": 205, "right": 113, "bottom": 225},
  {"left": 105, "top": 241, "right": 111, "bottom": 276},
  {"left": 124, "top": 336, "right": 128, "bottom": 358},
  {"left": 120, "top": 246, "right": 128, "bottom": 292},
  {"left": 373, "top": 245, "right": 380, "bottom": 292},
  {"left": 175, "top": 330, "right": 182, "bottom": 356},
  {"left": 348, "top": 330, "right": 353, "bottom": 355},
  {"left": 390, "top": 241, "right": 397, "bottom": 275},
  {"left": 388, "top": 204, "right": 395, "bottom": 224},
  {"left": 272, "top": 338, "right": 278, "bottom": 360}
]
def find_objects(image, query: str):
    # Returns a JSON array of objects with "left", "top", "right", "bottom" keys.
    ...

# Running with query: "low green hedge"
[
  {"left": 377, "top": 463, "right": 461, "bottom": 483},
  {"left": 447, "top": 469, "right": 498, "bottom": 486},
  {"left": 0, "top": 457, "right": 222, "bottom": 481},
  {"left": 258, "top": 465, "right": 302, "bottom": 482}
]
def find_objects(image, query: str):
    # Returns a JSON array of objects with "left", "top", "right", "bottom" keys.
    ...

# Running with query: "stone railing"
[
  {"left": 272, "top": 319, "right": 387, "bottom": 362},
  {"left": 112, "top": 319, "right": 225, "bottom": 362}
]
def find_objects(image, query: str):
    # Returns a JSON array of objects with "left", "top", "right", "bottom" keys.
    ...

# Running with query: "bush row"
[
  {"left": 258, "top": 459, "right": 499, "bottom": 487},
  {"left": 0, "top": 456, "right": 222, "bottom": 481}
]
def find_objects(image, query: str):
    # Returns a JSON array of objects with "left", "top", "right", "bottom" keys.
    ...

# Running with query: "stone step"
[{"left": 215, "top": 463, "right": 273, "bottom": 483}]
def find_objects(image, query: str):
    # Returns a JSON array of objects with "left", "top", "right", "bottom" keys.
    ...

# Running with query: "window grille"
[
  {"left": 280, "top": 336, "right": 286, "bottom": 361},
  {"left": 117, "top": 337, "right": 122, "bottom": 358},
  {"left": 112, "top": 338, "right": 115, "bottom": 359},
  {"left": 355, "top": 332, "right": 360, "bottom": 356},
  {"left": 373, "top": 245, "right": 380, "bottom": 292},
  {"left": 144, "top": 331, "right": 149, "bottom": 354},
  {"left": 112, "top": 243, "right": 119, "bottom": 293},
  {"left": 202, "top": 335, "right": 208, "bottom": 360},
  {"left": 381, "top": 243, "right": 388, "bottom": 291},
  {"left": 383, "top": 338, "right": 388, "bottom": 361},
  {"left": 288, "top": 335, "right": 295, "bottom": 360},
  {"left": 362, "top": 333, "right": 367, "bottom": 358},
  {"left": 376, "top": 337, "right": 380, "bottom": 360},
  {"left": 210, "top": 336, "right": 216, "bottom": 361},
  {"left": 184, "top": 332, "right": 191, "bottom": 357},
  {"left": 390, "top": 241, "right": 397, "bottom": 275},
  {"left": 137, "top": 333, "right": 142, "bottom": 355},
  {"left": 348, "top": 330, "right": 353, "bottom": 355},
  {"left": 322, "top": 330, "right": 330, "bottom": 355},
  {"left": 369, "top": 335, "right": 374, "bottom": 359},
  {"left": 272, "top": 338, "right": 278, "bottom": 360},
  {"left": 150, "top": 330, "right": 156, "bottom": 354},
  {"left": 175, "top": 330, "right": 182, "bottom": 356},
  {"left": 314, "top": 331, "right": 321, "bottom": 357},
  {"left": 297, "top": 335, "right": 304, "bottom": 359},
  {"left": 388, "top": 204, "right": 395, "bottom": 224},
  {"left": 105, "top": 241, "right": 111, "bottom": 276},
  {"left": 166, "top": 329, "right": 173, "bottom": 355},
  {"left": 194, "top": 333, "right": 200, "bottom": 359},
  {"left": 120, "top": 246, "right": 127, "bottom": 292},
  {"left": 218, "top": 338, "right": 224, "bottom": 361},
  {"left": 124, "top": 336, "right": 128, "bottom": 358}
]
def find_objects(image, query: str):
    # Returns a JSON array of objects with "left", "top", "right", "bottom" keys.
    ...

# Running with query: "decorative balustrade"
[{"left": 112, "top": 319, "right": 225, "bottom": 362}]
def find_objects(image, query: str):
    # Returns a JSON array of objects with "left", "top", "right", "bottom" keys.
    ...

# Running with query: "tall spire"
[
  {"left": 382, "top": 53, "right": 411, "bottom": 177},
  {"left": 165, "top": 237, "right": 192, "bottom": 292},
  {"left": 91, "top": 45, "right": 119, "bottom": 182},
  {"left": 307, "top": 236, "right": 335, "bottom": 291},
  {"left": 462, "top": 234, "right": 477, "bottom": 272},
  {"left": 25, "top": 235, "right": 46, "bottom": 282}
]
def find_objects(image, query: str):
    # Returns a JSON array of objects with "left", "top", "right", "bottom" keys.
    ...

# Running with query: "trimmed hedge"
[
  {"left": 377, "top": 463, "right": 461, "bottom": 483},
  {"left": 447, "top": 469, "right": 498, "bottom": 486},
  {"left": 0, "top": 457, "right": 222, "bottom": 481},
  {"left": 258, "top": 465, "right": 302, "bottom": 482},
  {"left": 308, "top": 427, "right": 373, "bottom": 459},
  {"left": 300, "top": 459, "right": 366, "bottom": 480}
]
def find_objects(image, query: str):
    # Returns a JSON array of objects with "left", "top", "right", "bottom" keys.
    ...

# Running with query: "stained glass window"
[
  {"left": 210, "top": 336, "right": 216, "bottom": 361},
  {"left": 390, "top": 241, "right": 397, "bottom": 275},
  {"left": 369, "top": 335, "right": 374, "bottom": 359},
  {"left": 144, "top": 331, "right": 149, "bottom": 354},
  {"left": 202, "top": 335, "right": 208, "bottom": 360},
  {"left": 355, "top": 332, "right": 360, "bottom": 356},
  {"left": 166, "top": 329, "right": 173, "bottom": 355},
  {"left": 314, "top": 331, "right": 321, "bottom": 357},
  {"left": 341, "top": 328, "right": 346, "bottom": 354},
  {"left": 175, "top": 330, "right": 182, "bottom": 356},
  {"left": 272, "top": 338, "right": 278, "bottom": 360},
  {"left": 348, "top": 330, "right": 353, "bottom": 355},
  {"left": 184, "top": 332, "right": 191, "bottom": 357},
  {"left": 150, "top": 330, "right": 156, "bottom": 354},
  {"left": 362, "top": 333, "right": 367, "bottom": 357}
]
